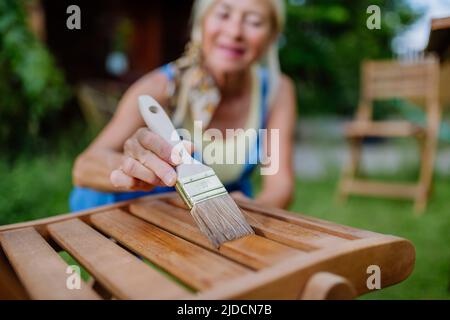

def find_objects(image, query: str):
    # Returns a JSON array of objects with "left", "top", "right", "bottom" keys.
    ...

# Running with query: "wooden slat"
[
  {"left": 0, "top": 228, "right": 100, "bottom": 300},
  {"left": 165, "top": 194, "right": 380, "bottom": 240},
  {"left": 345, "top": 121, "right": 424, "bottom": 138},
  {"left": 195, "top": 237, "right": 415, "bottom": 299},
  {"left": 47, "top": 219, "right": 190, "bottom": 299},
  {"left": 0, "top": 248, "right": 29, "bottom": 299},
  {"left": 340, "top": 179, "right": 419, "bottom": 199},
  {"left": 431, "top": 16, "right": 450, "bottom": 31},
  {"left": 0, "top": 193, "right": 165, "bottom": 238},
  {"left": 364, "top": 60, "right": 435, "bottom": 99},
  {"left": 243, "top": 210, "right": 350, "bottom": 251},
  {"left": 369, "top": 76, "right": 429, "bottom": 99},
  {"left": 134, "top": 199, "right": 349, "bottom": 252},
  {"left": 129, "top": 200, "right": 302, "bottom": 269},
  {"left": 230, "top": 196, "right": 381, "bottom": 239},
  {"left": 370, "top": 83, "right": 428, "bottom": 99},
  {"left": 90, "top": 209, "right": 252, "bottom": 291}
]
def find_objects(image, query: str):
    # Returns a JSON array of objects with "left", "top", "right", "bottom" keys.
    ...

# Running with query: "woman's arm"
[
  {"left": 72, "top": 70, "right": 171, "bottom": 192},
  {"left": 255, "top": 74, "right": 297, "bottom": 209}
]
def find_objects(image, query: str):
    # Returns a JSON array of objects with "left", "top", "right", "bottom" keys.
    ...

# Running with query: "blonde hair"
[{"left": 189, "top": 0, "right": 285, "bottom": 103}]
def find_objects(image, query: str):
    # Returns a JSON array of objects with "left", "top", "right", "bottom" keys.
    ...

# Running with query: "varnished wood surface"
[{"left": 0, "top": 193, "right": 415, "bottom": 300}]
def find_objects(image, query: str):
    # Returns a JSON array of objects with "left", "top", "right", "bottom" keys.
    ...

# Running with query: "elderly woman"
[{"left": 71, "top": 0, "right": 296, "bottom": 211}]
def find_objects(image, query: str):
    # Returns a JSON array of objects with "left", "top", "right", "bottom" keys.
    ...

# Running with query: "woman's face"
[{"left": 201, "top": 0, "right": 275, "bottom": 73}]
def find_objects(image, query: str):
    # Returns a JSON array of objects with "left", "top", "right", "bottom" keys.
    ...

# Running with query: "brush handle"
[{"left": 138, "top": 95, "right": 194, "bottom": 164}]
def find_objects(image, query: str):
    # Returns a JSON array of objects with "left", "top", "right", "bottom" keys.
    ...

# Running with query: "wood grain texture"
[
  {"left": 129, "top": 199, "right": 302, "bottom": 269},
  {"left": 0, "top": 192, "right": 416, "bottom": 300},
  {"left": 195, "top": 237, "right": 415, "bottom": 299},
  {"left": 136, "top": 198, "right": 351, "bottom": 252},
  {"left": 0, "top": 193, "right": 165, "bottom": 238},
  {"left": 228, "top": 195, "right": 381, "bottom": 239},
  {"left": 0, "top": 248, "right": 29, "bottom": 299},
  {"left": 166, "top": 194, "right": 379, "bottom": 240},
  {"left": 47, "top": 219, "right": 191, "bottom": 299},
  {"left": 299, "top": 272, "right": 357, "bottom": 300},
  {"left": 340, "top": 179, "right": 419, "bottom": 199},
  {"left": 0, "top": 227, "right": 100, "bottom": 300},
  {"left": 242, "top": 209, "right": 350, "bottom": 251},
  {"left": 90, "top": 209, "right": 252, "bottom": 291}
]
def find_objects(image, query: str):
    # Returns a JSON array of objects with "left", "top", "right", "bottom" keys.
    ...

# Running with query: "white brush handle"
[{"left": 138, "top": 95, "right": 194, "bottom": 164}]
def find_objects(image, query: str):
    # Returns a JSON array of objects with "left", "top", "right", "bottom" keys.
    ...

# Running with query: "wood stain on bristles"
[{"left": 191, "top": 194, "right": 254, "bottom": 248}]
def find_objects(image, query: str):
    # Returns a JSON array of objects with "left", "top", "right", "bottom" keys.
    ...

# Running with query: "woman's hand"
[{"left": 110, "top": 127, "right": 193, "bottom": 191}]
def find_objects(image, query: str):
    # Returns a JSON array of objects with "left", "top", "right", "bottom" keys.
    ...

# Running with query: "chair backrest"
[
  {"left": 356, "top": 56, "right": 440, "bottom": 120},
  {"left": 362, "top": 56, "right": 439, "bottom": 100}
]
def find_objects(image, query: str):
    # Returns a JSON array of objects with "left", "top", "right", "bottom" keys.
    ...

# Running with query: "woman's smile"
[{"left": 215, "top": 43, "right": 247, "bottom": 59}]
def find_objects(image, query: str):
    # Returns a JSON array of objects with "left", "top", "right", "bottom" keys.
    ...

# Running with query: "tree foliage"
[
  {"left": 280, "top": 0, "right": 421, "bottom": 115},
  {"left": 0, "top": 0, "right": 70, "bottom": 157}
]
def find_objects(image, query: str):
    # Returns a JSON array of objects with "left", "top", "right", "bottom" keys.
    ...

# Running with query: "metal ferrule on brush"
[{"left": 175, "top": 169, "right": 228, "bottom": 209}]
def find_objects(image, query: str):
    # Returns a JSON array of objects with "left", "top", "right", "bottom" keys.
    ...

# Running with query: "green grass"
[
  {"left": 0, "top": 155, "right": 449, "bottom": 299},
  {"left": 0, "top": 155, "right": 74, "bottom": 225},
  {"left": 59, "top": 251, "right": 92, "bottom": 282}
]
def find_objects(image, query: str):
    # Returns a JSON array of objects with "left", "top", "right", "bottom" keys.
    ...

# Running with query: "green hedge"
[{"left": 0, "top": 0, "right": 70, "bottom": 158}]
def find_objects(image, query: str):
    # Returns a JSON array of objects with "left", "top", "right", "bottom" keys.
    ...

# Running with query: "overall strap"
[
  {"left": 160, "top": 63, "right": 176, "bottom": 81},
  {"left": 239, "top": 67, "right": 271, "bottom": 184}
]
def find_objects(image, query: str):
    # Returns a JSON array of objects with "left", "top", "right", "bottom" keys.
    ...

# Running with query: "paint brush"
[{"left": 138, "top": 95, "right": 254, "bottom": 247}]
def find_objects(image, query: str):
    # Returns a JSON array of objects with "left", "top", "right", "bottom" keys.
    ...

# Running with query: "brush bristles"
[{"left": 190, "top": 194, "right": 254, "bottom": 248}]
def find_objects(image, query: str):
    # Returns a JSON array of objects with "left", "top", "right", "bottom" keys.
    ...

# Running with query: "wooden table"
[{"left": 0, "top": 193, "right": 415, "bottom": 300}]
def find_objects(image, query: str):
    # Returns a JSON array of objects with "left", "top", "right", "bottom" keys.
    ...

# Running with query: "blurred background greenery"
[
  {"left": 280, "top": 0, "right": 419, "bottom": 115},
  {"left": 0, "top": 0, "right": 449, "bottom": 299},
  {"left": 0, "top": 0, "right": 70, "bottom": 159},
  {"left": 0, "top": 0, "right": 421, "bottom": 159}
]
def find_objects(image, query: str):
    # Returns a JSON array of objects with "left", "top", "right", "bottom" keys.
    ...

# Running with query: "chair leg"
[
  {"left": 337, "top": 137, "right": 363, "bottom": 203},
  {"left": 414, "top": 132, "right": 438, "bottom": 215},
  {"left": 414, "top": 190, "right": 428, "bottom": 214}
]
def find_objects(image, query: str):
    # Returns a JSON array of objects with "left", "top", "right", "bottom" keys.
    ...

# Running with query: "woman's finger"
[
  {"left": 120, "top": 157, "right": 164, "bottom": 186},
  {"left": 110, "top": 169, "right": 134, "bottom": 189},
  {"left": 135, "top": 128, "right": 181, "bottom": 165},
  {"left": 110, "top": 169, "right": 157, "bottom": 191},
  {"left": 139, "top": 151, "right": 177, "bottom": 186},
  {"left": 124, "top": 140, "right": 177, "bottom": 186}
]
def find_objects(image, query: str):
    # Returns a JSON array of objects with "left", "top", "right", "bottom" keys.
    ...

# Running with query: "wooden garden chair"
[
  {"left": 0, "top": 193, "right": 414, "bottom": 300},
  {"left": 338, "top": 56, "right": 441, "bottom": 213}
]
